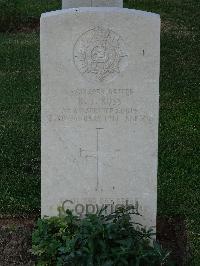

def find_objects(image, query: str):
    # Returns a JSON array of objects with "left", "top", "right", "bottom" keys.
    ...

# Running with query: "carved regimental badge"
[{"left": 73, "top": 26, "right": 128, "bottom": 83}]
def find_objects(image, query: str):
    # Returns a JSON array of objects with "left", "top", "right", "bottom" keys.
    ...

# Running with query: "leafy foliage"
[{"left": 32, "top": 207, "right": 172, "bottom": 265}]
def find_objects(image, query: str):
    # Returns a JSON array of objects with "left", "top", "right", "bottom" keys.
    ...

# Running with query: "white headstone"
[
  {"left": 41, "top": 7, "right": 160, "bottom": 229},
  {"left": 92, "top": 0, "right": 123, "bottom": 7},
  {"left": 62, "top": 0, "right": 123, "bottom": 9},
  {"left": 63, "top": 0, "right": 91, "bottom": 8}
]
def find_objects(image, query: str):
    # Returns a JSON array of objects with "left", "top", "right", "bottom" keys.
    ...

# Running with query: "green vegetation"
[
  {"left": 0, "top": 32, "right": 40, "bottom": 214},
  {"left": 0, "top": 0, "right": 199, "bottom": 264},
  {"left": 0, "top": 0, "right": 61, "bottom": 32},
  {"left": 32, "top": 207, "right": 172, "bottom": 265}
]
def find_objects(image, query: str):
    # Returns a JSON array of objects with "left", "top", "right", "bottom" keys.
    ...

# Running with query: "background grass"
[
  {"left": 0, "top": 32, "right": 40, "bottom": 214},
  {"left": 0, "top": 0, "right": 61, "bottom": 32},
  {"left": 0, "top": 0, "right": 199, "bottom": 264}
]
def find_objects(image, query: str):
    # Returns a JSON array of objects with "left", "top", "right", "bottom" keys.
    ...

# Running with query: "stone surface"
[
  {"left": 92, "top": 0, "right": 123, "bottom": 7},
  {"left": 41, "top": 7, "right": 160, "bottom": 229},
  {"left": 63, "top": 0, "right": 91, "bottom": 8},
  {"left": 62, "top": 0, "right": 123, "bottom": 9}
]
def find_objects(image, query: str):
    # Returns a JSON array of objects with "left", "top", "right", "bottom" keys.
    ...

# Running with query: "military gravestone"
[
  {"left": 62, "top": 0, "right": 123, "bottom": 9},
  {"left": 41, "top": 7, "right": 160, "bottom": 229}
]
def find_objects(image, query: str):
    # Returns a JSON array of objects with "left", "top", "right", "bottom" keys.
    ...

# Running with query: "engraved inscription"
[
  {"left": 47, "top": 86, "right": 153, "bottom": 125},
  {"left": 73, "top": 26, "right": 128, "bottom": 83}
]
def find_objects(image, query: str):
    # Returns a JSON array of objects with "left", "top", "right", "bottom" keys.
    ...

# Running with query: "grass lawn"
[
  {"left": 0, "top": 0, "right": 199, "bottom": 264},
  {"left": 0, "top": 32, "right": 40, "bottom": 214}
]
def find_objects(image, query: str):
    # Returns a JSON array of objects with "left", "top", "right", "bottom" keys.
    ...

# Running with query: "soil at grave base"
[
  {"left": 157, "top": 216, "right": 190, "bottom": 265},
  {"left": 0, "top": 216, "right": 188, "bottom": 266},
  {"left": 0, "top": 216, "right": 38, "bottom": 266}
]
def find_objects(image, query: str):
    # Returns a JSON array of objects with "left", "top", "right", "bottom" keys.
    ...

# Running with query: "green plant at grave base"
[{"left": 32, "top": 206, "right": 173, "bottom": 266}]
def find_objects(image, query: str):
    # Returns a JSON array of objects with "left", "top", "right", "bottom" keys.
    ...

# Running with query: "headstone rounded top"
[{"left": 41, "top": 7, "right": 160, "bottom": 19}]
